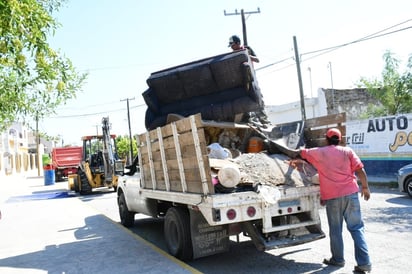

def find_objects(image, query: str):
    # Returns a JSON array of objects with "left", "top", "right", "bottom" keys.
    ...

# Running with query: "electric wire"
[
  {"left": 49, "top": 104, "right": 146, "bottom": 119},
  {"left": 256, "top": 19, "right": 412, "bottom": 71},
  {"left": 50, "top": 19, "right": 412, "bottom": 118},
  {"left": 301, "top": 25, "right": 412, "bottom": 63}
]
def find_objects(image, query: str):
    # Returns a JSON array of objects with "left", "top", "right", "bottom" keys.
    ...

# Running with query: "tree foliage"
[
  {"left": 358, "top": 51, "right": 412, "bottom": 118},
  {"left": 115, "top": 135, "right": 137, "bottom": 161},
  {"left": 0, "top": 0, "right": 87, "bottom": 131}
]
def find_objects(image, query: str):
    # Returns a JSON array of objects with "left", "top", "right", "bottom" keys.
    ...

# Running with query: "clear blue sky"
[{"left": 40, "top": 0, "right": 412, "bottom": 145}]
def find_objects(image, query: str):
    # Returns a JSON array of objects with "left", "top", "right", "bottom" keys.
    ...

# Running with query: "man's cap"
[
  {"left": 228, "top": 35, "right": 241, "bottom": 47},
  {"left": 326, "top": 128, "right": 342, "bottom": 140}
]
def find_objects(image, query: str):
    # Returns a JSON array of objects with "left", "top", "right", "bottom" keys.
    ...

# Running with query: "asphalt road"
[{"left": 85, "top": 185, "right": 412, "bottom": 274}]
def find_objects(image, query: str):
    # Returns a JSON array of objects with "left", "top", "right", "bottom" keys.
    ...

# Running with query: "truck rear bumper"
[
  {"left": 261, "top": 232, "right": 325, "bottom": 250},
  {"left": 241, "top": 221, "right": 325, "bottom": 251}
]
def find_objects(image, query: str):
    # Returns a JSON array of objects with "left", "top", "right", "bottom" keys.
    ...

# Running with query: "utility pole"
[
  {"left": 36, "top": 112, "right": 40, "bottom": 176},
  {"left": 293, "top": 36, "right": 306, "bottom": 121},
  {"left": 224, "top": 7, "right": 260, "bottom": 46},
  {"left": 121, "top": 97, "right": 135, "bottom": 165}
]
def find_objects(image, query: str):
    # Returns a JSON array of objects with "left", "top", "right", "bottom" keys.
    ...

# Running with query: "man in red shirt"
[{"left": 290, "top": 128, "right": 372, "bottom": 273}]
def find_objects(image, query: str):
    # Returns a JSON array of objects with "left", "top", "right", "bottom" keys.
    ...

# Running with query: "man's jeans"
[{"left": 325, "top": 193, "right": 371, "bottom": 266}]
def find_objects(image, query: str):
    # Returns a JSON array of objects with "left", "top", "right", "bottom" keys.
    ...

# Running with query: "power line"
[
  {"left": 256, "top": 19, "right": 412, "bottom": 72},
  {"left": 302, "top": 18, "right": 412, "bottom": 57},
  {"left": 301, "top": 25, "right": 412, "bottom": 62},
  {"left": 255, "top": 56, "right": 293, "bottom": 71},
  {"left": 49, "top": 103, "right": 146, "bottom": 119}
]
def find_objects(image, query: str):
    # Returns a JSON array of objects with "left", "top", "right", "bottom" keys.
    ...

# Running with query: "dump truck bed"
[{"left": 52, "top": 146, "right": 82, "bottom": 169}]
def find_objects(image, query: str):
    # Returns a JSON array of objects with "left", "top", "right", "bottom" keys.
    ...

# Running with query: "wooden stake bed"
[
  {"left": 138, "top": 114, "right": 214, "bottom": 195},
  {"left": 137, "top": 112, "right": 346, "bottom": 195}
]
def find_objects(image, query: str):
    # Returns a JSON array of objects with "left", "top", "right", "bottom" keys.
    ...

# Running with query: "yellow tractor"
[{"left": 68, "top": 117, "right": 124, "bottom": 194}]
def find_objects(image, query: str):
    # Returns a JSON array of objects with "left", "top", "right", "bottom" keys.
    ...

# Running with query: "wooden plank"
[
  {"left": 304, "top": 113, "right": 346, "bottom": 147},
  {"left": 142, "top": 156, "right": 213, "bottom": 194},
  {"left": 142, "top": 164, "right": 153, "bottom": 189},
  {"left": 142, "top": 156, "right": 209, "bottom": 173},
  {"left": 139, "top": 114, "right": 214, "bottom": 194},
  {"left": 304, "top": 113, "right": 346, "bottom": 128},
  {"left": 165, "top": 129, "right": 207, "bottom": 151},
  {"left": 171, "top": 121, "right": 187, "bottom": 192},
  {"left": 140, "top": 131, "right": 207, "bottom": 162},
  {"left": 145, "top": 132, "right": 157, "bottom": 190},
  {"left": 157, "top": 127, "right": 170, "bottom": 191},
  {"left": 190, "top": 115, "right": 210, "bottom": 195},
  {"left": 140, "top": 129, "right": 207, "bottom": 154},
  {"left": 138, "top": 114, "right": 203, "bottom": 145},
  {"left": 137, "top": 135, "right": 145, "bottom": 188},
  {"left": 143, "top": 169, "right": 206, "bottom": 193},
  {"left": 167, "top": 169, "right": 209, "bottom": 182},
  {"left": 146, "top": 113, "right": 204, "bottom": 140}
]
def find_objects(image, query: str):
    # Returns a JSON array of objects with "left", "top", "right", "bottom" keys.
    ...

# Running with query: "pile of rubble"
[{"left": 234, "top": 153, "right": 318, "bottom": 187}]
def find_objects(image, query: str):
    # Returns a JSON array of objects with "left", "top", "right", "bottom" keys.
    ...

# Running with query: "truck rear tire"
[
  {"left": 164, "top": 207, "right": 193, "bottom": 261},
  {"left": 118, "top": 193, "right": 135, "bottom": 227}
]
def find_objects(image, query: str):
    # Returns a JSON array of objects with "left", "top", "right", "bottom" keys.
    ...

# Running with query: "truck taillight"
[
  {"left": 226, "top": 209, "right": 236, "bottom": 220},
  {"left": 247, "top": 206, "right": 256, "bottom": 217}
]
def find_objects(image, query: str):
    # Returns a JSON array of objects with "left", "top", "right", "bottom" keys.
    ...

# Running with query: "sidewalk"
[{"left": 0, "top": 171, "right": 200, "bottom": 274}]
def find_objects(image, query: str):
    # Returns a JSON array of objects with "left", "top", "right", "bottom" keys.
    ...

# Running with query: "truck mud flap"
[
  {"left": 241, "top": 221, "right": 325, "bottom": 251},
  {"left": 190, "top": 209, "right": 230, "bottom": 259}
]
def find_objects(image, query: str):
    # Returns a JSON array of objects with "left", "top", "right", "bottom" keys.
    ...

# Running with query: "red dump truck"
[{"left": 51, "top": 146, "right": 82, "bottom": 182}]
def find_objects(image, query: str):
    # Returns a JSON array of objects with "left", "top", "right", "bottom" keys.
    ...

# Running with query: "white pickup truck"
[
  {"left": 117, "top": 112, "right": 346, "bottom": 260},
  {"left": 117, "top": 50, "right": 346, "bottom": 260}
]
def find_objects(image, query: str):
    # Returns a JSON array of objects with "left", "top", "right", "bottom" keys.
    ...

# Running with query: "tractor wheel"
[
  {"left": 118, "top": 193, "right": 135, "bottom": 227},
  {"left": 78, "top": 169, "right": 92, "bottom": 195},
  {"left": 164, "top": 207, "right": 193, "bottom": 261}
]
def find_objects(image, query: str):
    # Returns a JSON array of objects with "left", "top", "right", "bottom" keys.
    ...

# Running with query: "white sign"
[{"left": 346, "top": 114, "right": 412, "bottom": 159}]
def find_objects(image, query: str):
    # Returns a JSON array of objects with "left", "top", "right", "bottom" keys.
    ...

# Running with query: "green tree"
[
  {"left": 358, "top": 51, "right": 412, "bottom": 118},
  {"left": 116, "top": 135, "right": 137, "bottom": 161},
  {"left": 0, "top": 0, "right": 87, "bottom": 131}
]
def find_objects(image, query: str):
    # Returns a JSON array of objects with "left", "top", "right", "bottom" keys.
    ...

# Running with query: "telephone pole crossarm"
[
  {"left": 223, "top": 8, "right": 261, "bottom": 47},
  {"left": 224, "top": 7, "right": 260, "bottom": 16}
]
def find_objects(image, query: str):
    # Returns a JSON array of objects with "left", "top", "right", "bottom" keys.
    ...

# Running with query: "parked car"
[{"left": 397, "top": 164, "right": 412, "bottom": 198}]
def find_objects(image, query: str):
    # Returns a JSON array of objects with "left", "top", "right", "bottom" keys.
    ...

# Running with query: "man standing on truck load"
[
  {"left": 288, "top": 128, "right": 372, "bottom": 273},
  {"left": 228, "top": 35, "right": 259, "bottom": 63}
]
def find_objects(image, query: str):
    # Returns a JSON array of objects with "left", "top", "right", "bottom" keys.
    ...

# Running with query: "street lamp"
[
  {"left": 328, "top": 62, "right": 334, "bottom": 89},
  {"left": 328, "top": 62, "right": 335, "bottom": 110},
  {"left": 307, "top": 67, "right": 313, "bottom": 98}
]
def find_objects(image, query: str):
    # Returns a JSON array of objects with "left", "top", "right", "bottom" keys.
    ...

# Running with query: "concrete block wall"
[{"left": 322, "top": 88, "right": 381, "bottom": 120}]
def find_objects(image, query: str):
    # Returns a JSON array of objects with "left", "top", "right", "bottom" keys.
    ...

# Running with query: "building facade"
[
  {"left": 0, "top": 122, "right": 52, "bottom": 176},
  {"left": 266, "top": 88, "right": 411, "bottom": 180}
]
